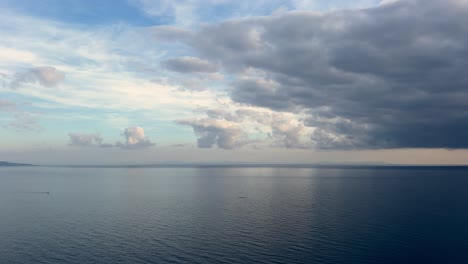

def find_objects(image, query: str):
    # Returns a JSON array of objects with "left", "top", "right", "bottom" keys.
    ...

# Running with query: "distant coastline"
[
  {"left": 3, "top": 161, "right": 468, "bottom": 169},
  {"left": 0, "top": 161, "right": 34, "bottom": 167},
  {"left": 51, "top": 163, "right": 468, "bottom": 170}
]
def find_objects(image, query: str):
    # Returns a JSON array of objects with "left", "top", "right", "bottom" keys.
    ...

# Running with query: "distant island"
[{"left": 0, "top": 161, "right": 34, "bottom": 166}]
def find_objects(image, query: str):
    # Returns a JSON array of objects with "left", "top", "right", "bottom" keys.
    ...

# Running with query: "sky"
[{"left": 1, "top": 0, "right": 468, "bottom": 165}]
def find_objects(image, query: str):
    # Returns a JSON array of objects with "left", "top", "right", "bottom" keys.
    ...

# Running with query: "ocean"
[{"left": 1, "top": 166, "right": 467, "bottom": 263}]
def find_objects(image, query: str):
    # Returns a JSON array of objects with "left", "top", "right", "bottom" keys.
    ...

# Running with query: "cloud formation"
[
  {"left": 11, "top": 66, "right": 65, "bottom": 88},
  {"left": 0, "top": 99, "right": 16, "bottom": 112},
  {"left": 117, "top": 126, "right": 156, "bottom": 149},
  {"left": 0, "top": 100, "right": 41, "bottom": 131},
  {"left": 234, "top": 109, "right": 310, "bottom": 148},
  {"left": 177, "top": 118, "right": 248, "bottom": 149},
  {"left": 159, "top": 0, "right": 468, "bottom": 149},
  {"left": 69, "top": 127, "right": 155, "bottom": 149},
  {"left": 178, "top": 107, "right": 311, "bottom": 149},
  {"left": 6, "top": 112, "right": 41, "bottom": 132},
  {"left": 68, "top": 133, "right": 104, "bottom": 147},
  {"left": 131, "top": 0, "right": 378, "bottom": 25},
  {"left": 162, "top": 57, "right": 218, "bottom": 73}
]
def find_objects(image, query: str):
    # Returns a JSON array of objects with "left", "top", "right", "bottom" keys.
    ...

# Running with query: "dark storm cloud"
[
  {"left": 231, "top": 78, "right": 298, "bottom": 111},
  {"left": 162, "top": 57, "right": 218, "bottom": 73},
  {"left": 156, "top": 0, "right": 468, "bottom": 149}
]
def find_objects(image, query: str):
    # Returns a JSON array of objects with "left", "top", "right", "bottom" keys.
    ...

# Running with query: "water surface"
[{"left": 1, "top": 166, "right": 467, "bottom": 263}]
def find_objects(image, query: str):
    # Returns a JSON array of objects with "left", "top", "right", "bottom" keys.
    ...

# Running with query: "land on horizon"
[
  {"left": 3, "top": 161, "right": 468, "bottom": 168},
  {"left": 0, "top": 161, "right": 34, "bottom": 167}
]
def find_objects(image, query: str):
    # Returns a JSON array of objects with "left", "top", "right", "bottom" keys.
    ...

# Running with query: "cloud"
[
  {"left": 11, "top": 66, "right": 65, "bottom": 88},
  {"left": 178, "top": 107, "right": 311, "bottom": 149},
  {"left": 129, "top": 0, "right": 176, "bottom": 18},
  {"left": 132, "top": 0, "right": 376, "bottom": 26},
  {"left": 156, "top": 56, "right": 224, "bottom": 91},
  {"left": 132, "top": 0, "right": 294, "bottom": 25},
  {"left": 231, "top": 78, "right": 296, "bottom": 111},
  {"left": 235, "top": 109, "right": 311, "bottom": 148},
  {"left": 268, "top": 114, "right": 309, "bottom": 148},
  {"left": 205, "top": 108, "right": 241, "bottom": 122},
  {"left": 4, "top": 112, "right": 41, "bottom": 132},
  {"left": 163, "top": 0, "right": 468, "bottom": 149},
  {"left": 0, "top": 99, "right": 17, "bottom": 112},
  {"left": 162, "top": 57, "right": 218, "bottom": 73},
  {"left": 379, "top": 0, "right": 400, "bottom": 5},
  {"left": 69, "top": 127, "right": 155, "bottom": 149},
  {"left": 68, "top": 133, "right": 104, "bottom": 147},
  {"left": 0, "top": 100, "right": 41, "bottom": 132},
  {"left": 149, "top": 25, "right": 193, "bottom": 42},
  {"left": 117, "top": 126, "right": 156, "bottom": 149},
  {"left": 177, "top": 118, "right": 249, "bottom": 149}
]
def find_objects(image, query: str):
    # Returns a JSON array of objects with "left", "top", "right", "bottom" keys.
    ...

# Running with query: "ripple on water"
[{"left": 1, "top": 167, "right": 468, "bottom": 263}]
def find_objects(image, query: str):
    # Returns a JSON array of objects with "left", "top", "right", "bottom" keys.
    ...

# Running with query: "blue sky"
[{"left": 2, "top": 0, "right": 468, "bottom": 165}]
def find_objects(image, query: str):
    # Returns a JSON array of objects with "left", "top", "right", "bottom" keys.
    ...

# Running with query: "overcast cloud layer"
[{"left": 154, "top": 0, "right": 468, "bottom": 149}]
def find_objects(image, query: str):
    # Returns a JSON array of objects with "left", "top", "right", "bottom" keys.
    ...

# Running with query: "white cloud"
[
  {"left": 378, "top": 0, "right": 400, "bottom": 5},
  {"left": 117, "top": 126, "right": 156, "bottom": 149},
  {"left": 0, "top": 10, "right": 226, "bottom": 124},
  {"left": 69, "top": 126, "right": 155, "bottom": 149},
  {"left": 0, "top": 47, "right": 39, "bottom": 66},
  {"left": 0, "top": 3, "right": 378, "bottom": 150},
  {"left": 178, "top": 105, "right": 313, "bottom": 149},
  {"left": 177, "top": 118, "right": 249, "bottom": 149}
]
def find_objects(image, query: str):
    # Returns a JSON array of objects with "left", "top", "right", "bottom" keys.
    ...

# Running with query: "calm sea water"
[{"left": 1, "top": 166, "right": 467, "bottom": 263}]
